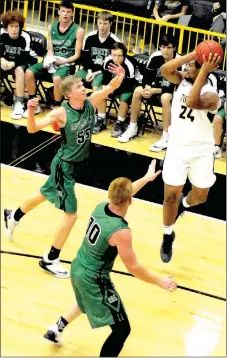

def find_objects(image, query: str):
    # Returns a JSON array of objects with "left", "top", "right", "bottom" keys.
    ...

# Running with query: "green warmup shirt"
[
  {"left": 51, "top": 21, "right": 80, "bottom": 59},
  {"left": 76, "top": 202, "right": 129, "bottom": 273}
]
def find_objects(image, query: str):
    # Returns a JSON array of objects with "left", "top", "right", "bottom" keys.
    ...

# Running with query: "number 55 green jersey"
[{"left": 51, "top": 22, "right": 80, "bottom": 60}]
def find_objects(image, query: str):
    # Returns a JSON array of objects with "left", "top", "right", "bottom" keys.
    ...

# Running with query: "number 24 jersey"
[{"left": 169, "top": 79, "right": 219, "bottom": 145}]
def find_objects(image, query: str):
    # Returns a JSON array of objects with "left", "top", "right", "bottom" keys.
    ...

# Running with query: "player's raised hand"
[
  {"left": 144, "top": 159, "right": 162, "bottom": 182},
  {"left": 159, "top": 275, "right": 177, "bottom": 292},
  {"left": 27, "top": 98, "right": 39, "bottom": 109},
  {"left": 108, "top": 63, "right": 125, "bottom": 78},
  {"left": 202, "top": 53, "right": 221, "bottom": 73}
]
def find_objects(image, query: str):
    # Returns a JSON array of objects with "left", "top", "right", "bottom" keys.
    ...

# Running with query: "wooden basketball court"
[{"left": 1, "top": 163, "right": 226, "bottom": 356}]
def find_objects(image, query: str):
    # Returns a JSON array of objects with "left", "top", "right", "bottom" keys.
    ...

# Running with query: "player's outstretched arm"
[
  {"left": 110, "top": 229, "right": 177, "bottom": 292},
  {"left": 161, "top": 51, "right": 196, "bottom": 84},
  {"left": 88, "top": 64, "right": 125, "bottom": 108},
  {"left": 27, "top": 98, "right": 66, "bottom": 133},
  {"left": 131, "top": 159, "right": 161, "bottom": 196},
  {"left": 186, "top": 53, "right": 221, "bottom": 111}
]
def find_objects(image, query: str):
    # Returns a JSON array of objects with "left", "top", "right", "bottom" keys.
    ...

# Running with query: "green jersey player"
[
  {"left": 4, "top": 63, "right": 125, "bottom": 278},
  {"left": 43, "top": 160, "right": 177, "bottom": 357}
]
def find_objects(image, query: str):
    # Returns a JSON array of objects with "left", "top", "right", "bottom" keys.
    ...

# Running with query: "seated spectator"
[
  {"left": 210, "top": 2, "right": 226, "bottom": 34},
  {"left": 213, "top": 100, "right": 226, "bottom": 159},
  {"left": 76, "top": 11, "right": 120, "bottom": 91},
  {"left": 188, "top": 0, "right": 214, "bottom": 30},
  {"left": 93, "top": 42, "right": 136, "bottom": 135},
  {"left": 23, "top": 0, "right": 84, "bottom": 118},
  {"left": 0, "top": 10, "right": 33, "bottom": 119},
  {"left": 153, "top": 0, "right": 189, "bottom": 24},
  {"left": 118, "top": 34, "right": 178, "bottom": 151}
]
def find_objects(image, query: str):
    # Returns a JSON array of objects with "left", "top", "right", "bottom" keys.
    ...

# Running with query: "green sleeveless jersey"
[
  {"left": 76, "top": 202, "right": 129, "bottom": 273},
  {"left": 51, "top": 21, "right": 79, "bottom": 59},
  {"left": 58, "top": 100, "right": 95, "bottom": 162}
]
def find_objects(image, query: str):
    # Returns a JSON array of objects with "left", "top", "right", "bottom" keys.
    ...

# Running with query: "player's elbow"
[{"left": 160, "top": 64, "right": 168, "bottom": 77}]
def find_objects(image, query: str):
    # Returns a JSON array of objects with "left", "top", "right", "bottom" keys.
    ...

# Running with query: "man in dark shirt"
[
  {"left": 76, "top": 11, "right": 120, "bottom": 92},
  {"left": 118, "top": 34, "right": 179, "bottom": 151},
  {"left": 153, "top": 0, "right": 189, "bottom": 23},
  {"left": 93, "top": 42, "right": 136, "bottom": 136},
  {"left": 0, "top": 10, "right": 32, "bottom": 119}
]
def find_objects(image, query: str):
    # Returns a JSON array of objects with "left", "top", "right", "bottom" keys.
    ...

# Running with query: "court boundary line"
[
  {"left": 1, "top": 250, "right": 226, "bottom": 302},
  {"left": 1, "top": 163, "right": 225, "bottom": 224}
]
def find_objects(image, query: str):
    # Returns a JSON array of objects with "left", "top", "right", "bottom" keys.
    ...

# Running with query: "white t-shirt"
[{"left": 169, "top": 79, "right": 219, "bottom": 146}]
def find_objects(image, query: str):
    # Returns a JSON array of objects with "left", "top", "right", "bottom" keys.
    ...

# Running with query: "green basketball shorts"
[
  {"left": 40, "top": 153, "right": 87, "bottom": 213},
  {"left": 70, "top": 259, "right": 128, "bottom": 329},
  {"left": 28, "top": 61, "right": 75, "bottom": 80}
]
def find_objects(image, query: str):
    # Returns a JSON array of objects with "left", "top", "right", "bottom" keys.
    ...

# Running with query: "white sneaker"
[
  {"left": 149, "top": 135, "right": 168, "bottom": 152},
  {"left": 11, "top": 102, "right": 24, "bottom": 120},
  {"left": 23, "top": 105, "right": 41, "bottom": 118},
  {"left": 44, "top": 324, "right": 63, "bottom": 345},
  {"left": 214, "top": 145, "right": 222, "bottom": 159},
  {"left": 4, "top": 209, "right": 19, "bottom": 241},
  {"left": 118, "top": 125, "right": 138, "bottom": 143},
  {"left": 39, "top": 253, "right": 70, "bottom": 278}
]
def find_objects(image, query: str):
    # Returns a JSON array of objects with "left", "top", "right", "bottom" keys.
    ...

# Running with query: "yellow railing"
[{"left": 2, "top": 0, "right": 226, "bottom": 70}]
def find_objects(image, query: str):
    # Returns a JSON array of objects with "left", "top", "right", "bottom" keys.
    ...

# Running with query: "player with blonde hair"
[{"left": 43, "top": 160, "right": 177, "bottom": 356}]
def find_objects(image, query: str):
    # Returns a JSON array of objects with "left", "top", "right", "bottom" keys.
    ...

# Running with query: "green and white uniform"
[
  {"left": 71, "top": 202, "right": 129, "bottom": 328},
  {"left": 40, "top": 99, "right": 95, "bottom": 212},
  {"left": 29, "top": 22, "right": 80, "bottom": 79}
]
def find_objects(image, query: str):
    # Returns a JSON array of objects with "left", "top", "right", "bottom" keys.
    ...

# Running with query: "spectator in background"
[
  {"left": 23, "top": 0, "right": 84, "bottom": 118},
  {"left": 94, "top": 42, "right": 136, "bottom": 136},
  {"left": 76, "top": 11, "right": 120, "bottom": 91},
  {"left": 118, "top": 34, "right": 179, "bottom": 151},
  {"left": 0, "top": 10, "right": 33, "bottom": 119},
  {"left": 153, "top": 0, "right": 189, "bottom": 24},
  {"left": 213, "top": 100, "right": 226, "bottom": 159}
]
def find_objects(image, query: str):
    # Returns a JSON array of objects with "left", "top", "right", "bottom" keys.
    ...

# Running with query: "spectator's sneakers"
[
  {"left": 11, "top": 102, "right": 24, "bottom": 120},
  {"left": 149, "top": 135, "right": 168, "bottom": 152},
  {"left": 92, "top": 116, "right": 106, "bottom": 134},
  {"left": 23, "top": 105, "right": 41, "bottom": 118},
  {"left": 117, "top": 124, "right": 138, "bottom": 143},
  {"left": 39, "top": 253, "right": 70, "bottom": 278},
  {"left": 214, "top": 145, "right": 222, "bottom": 159},
  {"left": 44, "top": 324, "right": 62, "bottom": 345},
  {"left": 111, "top": 120, "right": 127, "bottom": 138}
]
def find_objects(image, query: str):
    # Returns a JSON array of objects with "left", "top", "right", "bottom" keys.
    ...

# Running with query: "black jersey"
[
  {"left": 0, "top": 29, "right": 31, "bottom": 67},
  {"left": 82, "top": 31, "right": 120, "bottom": 72},
  {"left": 142, "top": 51, "right": 181, "bottom": 92},
  {"left": 102, "top": 55, "right": 135, "bottom": 93}
]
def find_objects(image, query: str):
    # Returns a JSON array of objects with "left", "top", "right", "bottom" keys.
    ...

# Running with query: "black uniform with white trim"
[
  {"left": 82, "top": 31, "right": 120, "bottom": 72},
  {"left": 0, "top": 28, "right": 32, "bottom": 67}
]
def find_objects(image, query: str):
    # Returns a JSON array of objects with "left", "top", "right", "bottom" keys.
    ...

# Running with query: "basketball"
[{"left": 195, "top": 40, "right": 224, "bottom": 65}]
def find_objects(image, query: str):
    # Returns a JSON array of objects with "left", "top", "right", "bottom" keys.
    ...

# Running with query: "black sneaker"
[
  {"left": 92, "top": 117, "right": 106, "bottom": 134},
  {"left": 175, "top": 194, "right": 186, "bottom": 222},
  {"left": 44, "top": 324, "right": 62, "bottom": 345},
  {"left": 160, "top": 231, "right": 175, "bottom": 263},
  {"left": 111, "top": 121, "right": 126, "bottom": 138}
]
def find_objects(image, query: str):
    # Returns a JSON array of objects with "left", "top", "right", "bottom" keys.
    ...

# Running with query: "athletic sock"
[
  {"left": 182, "top": 197, "right": 190, "bottom": 208},
  {"left": 164, "top": 225, "right": 174, "bottom": 235},
  {"left": 48, "top": 246, "right": 61, "bottom": 261},
  {"left": 14, "top": 208, "right": 25, "bottom": 221},
  {"left": 28, "top": 94, "right": 36, "bottom": 100},
  {"left": 14, "top": 96, "right": 24, "bottom": 105},
  {"left": 117, "top": 115, "right": 125, "bottom": 122},
  {"left": 56, "top": 316, "right": 68, "bottom": 332}
]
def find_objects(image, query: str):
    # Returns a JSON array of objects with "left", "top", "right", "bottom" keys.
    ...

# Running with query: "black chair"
[{"left": 133, "top": 53, "right": 162, "bottom": 134}]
